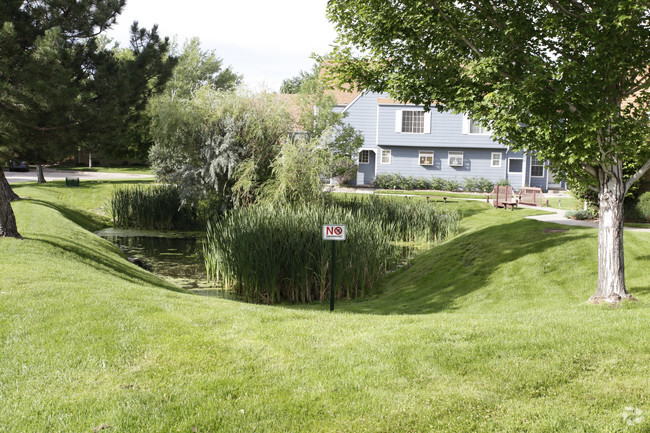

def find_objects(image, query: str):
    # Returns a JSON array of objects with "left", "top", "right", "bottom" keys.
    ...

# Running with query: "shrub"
[
  {"left": 430, "top": 177, "right": 446, "bottom": 190},
  {"left": 444, "top": 178, "right": 461, "bottom": 191},
  {"left": 477, "top": 177, "right": 495, "bottom": 192},
  {"left": 495, "top": 178, "right": 511, "bottom": 187},
  {"left": 566, "top": 209, "right": 597, "bottom": 220},
  {"left": 463, "top": 176, "right": 479, "bottom": 192},
  {"left": 624, "top": 191, "right": 650, "bottom": 223},
  {"left": 374, "top": 173, "right": 403, "bottom": 189}
]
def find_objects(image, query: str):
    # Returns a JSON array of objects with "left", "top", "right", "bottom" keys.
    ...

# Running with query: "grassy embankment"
[{"left": 1, "top": 180, "right": 649, "bottom": 432}]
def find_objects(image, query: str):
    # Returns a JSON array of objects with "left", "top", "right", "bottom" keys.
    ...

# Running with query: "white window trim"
[
  {"left": 419, "top": 150, "right": 434, "bottom": 166},
  {"left": 508, "top": 157, "right": 524, "bottom": 174},
  {"left": 491, "top": 152, "right": 502, "bottom": 168},
  {"left": 462, "top": 114, "right": 491, "bottom": 135},
  {"left": 448, "top": 151, "right": 464, "bottom": 167},
  {"left": 395, "top": 110, "right": 431, "bottom": 134},
  {"left": 530, "top": 156, "right": 545, "bottom": 178},
  {"left": 359, "top": 150, "right": 370, "bottom": 165},
  {"left": 381, "top": 149, "right": 391, "bottom": 164}
]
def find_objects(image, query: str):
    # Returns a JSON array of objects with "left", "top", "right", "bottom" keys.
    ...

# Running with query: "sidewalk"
[{"left": 521, "top": 204, "right": 650, "bottom": 232}]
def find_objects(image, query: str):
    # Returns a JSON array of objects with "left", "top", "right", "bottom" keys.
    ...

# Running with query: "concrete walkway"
[
  {"left": 4, "top": 167, "right": 154, "bottom": 184},
  {"left": 520, "top": 204, "right": 650, "bottom": 232}
]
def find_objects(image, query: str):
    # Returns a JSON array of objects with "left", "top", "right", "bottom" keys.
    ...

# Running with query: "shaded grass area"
[
  {"left": 1, "top": 183, "right": 649, "bottom": 432},
  {"left": 12, "top": 179, "right": 154, "bottom": 231},
  {"left": 376, "top": 189, "right": 486, "bottom": 199}
]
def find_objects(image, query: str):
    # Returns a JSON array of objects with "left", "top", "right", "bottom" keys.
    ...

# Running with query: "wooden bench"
[
  {"left": 518, "top": 187, "right": 546, "bottom": 206},
  {"left": 487, "top": 186, "right": 515, "bottom": 209},
  {"left": 502, "top": 200, "right": 518, "bottom": 210}
]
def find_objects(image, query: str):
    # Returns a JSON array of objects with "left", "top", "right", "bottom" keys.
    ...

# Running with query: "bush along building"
[{"left": 337, "top": 91, "right": 566, "bottom": 192}]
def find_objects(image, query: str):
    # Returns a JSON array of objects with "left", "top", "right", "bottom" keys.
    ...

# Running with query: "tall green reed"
[
  {"left": 204, "top": 197, "right": 459, "bottom": 304},
  {"left": 110, "top": 185, "right": 197, "bottom": 230}
]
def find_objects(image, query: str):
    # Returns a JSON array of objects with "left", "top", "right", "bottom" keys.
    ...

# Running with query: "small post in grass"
[{"left": 322, "top": 224, "right": 346, "bottom": 312}]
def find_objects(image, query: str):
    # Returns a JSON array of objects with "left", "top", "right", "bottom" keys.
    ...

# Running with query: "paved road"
[{"left": 4, "top": 167, "right": 154, "bottom": 184}]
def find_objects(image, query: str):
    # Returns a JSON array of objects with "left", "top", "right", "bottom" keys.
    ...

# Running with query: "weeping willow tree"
[{"left": 148, "top": 88, "right": 293, "bottom": 210}]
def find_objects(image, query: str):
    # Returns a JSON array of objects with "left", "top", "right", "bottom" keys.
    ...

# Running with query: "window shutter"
[
  {"left": 395, "top": 110, "right": 403, "bottom": 133},
  {"left": 462, "top": 115, "right": 470, "bottom": 134},
  {"left": 424, "top": 112, "right": 431, "bottom": 134}
]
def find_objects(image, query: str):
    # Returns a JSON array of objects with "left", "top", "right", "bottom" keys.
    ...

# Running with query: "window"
[
  {"left": 395, "top": 110, "right": 430, "bottom": 134},
  {"left": 448, "top": 151, "right": 464, "bottom": 167},
  {"left": 491, "top": 152, "right": 502, "bottom": 168},
  {"left": 530, "top": 156, "right": 544, "bottom": 177},
  {"left": 381, "top": 149, "right": 391, "bottom": 164},
  {"left": 402, "top": 111, "right": 424, "bottom": 133},
  {"left": 508, "top": 158, "right": 523, "bottom": 173},
  {"left": 419, "top": 151, "right": 434, "bottom": 166},
  {"left": 359, "top": 150, "right": 370, "bottom": 164},
  {"left": 462, "top": 115, "right": 491, "bottom": 135}
]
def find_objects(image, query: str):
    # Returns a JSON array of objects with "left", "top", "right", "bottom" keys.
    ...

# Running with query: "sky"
[{"left": 106, "top": 0, "right": 339, "bottom": 92}]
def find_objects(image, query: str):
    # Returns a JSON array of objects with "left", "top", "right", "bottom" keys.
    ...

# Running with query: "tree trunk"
[
  {"left": 36, "top": 164, "right": 46, "bottom": 183},
  {"left": 588, "top": 167, "right": 635, "bottom": 303},
  {"left": 0, "top": 170, "right": 22, "bottom": 239},
  {"left": 1, "top": 169, "right": 19, "bottom": 201}
]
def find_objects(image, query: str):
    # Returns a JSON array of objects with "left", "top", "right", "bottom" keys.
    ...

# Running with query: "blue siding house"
[{"left": 339, "top": 92, "right": 564, "bottom": 191}]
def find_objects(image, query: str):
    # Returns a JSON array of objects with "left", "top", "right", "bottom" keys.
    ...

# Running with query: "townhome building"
[{"left": 337, "top": 91, "right": 565, "bottom": 191}]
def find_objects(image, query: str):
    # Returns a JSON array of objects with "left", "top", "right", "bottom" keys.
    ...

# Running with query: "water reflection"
[{"left": 96, "top": 229, "right": 221, "bottom": 295}]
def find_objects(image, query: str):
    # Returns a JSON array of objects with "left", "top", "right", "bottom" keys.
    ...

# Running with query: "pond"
[{"left": 95, "top": 229, "right": 223, "bottom": 296}]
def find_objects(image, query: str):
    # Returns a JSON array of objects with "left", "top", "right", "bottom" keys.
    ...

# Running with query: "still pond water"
[{"left": 96, "top": 229, "right": 222, "bottom": 296}]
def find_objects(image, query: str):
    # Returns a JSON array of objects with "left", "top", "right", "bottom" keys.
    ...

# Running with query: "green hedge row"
[{"left": 373, "top": 173, "right": 510, "bottom": 192}]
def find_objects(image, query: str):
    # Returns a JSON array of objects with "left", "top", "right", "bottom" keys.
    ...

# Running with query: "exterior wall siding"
[
  {"left": 378, "top": 103, "right": 499, "bottom": 149},
  {"left": 353, "top": 150, "right": 376, "bottom": 185},
  {"left": 376, "top": 147, "right": 509, "bottom": 183},
  {"left": 340, "top": 91, "right": 561, "bottom": 191},
  {"left": 342, "top": 92, "right": 379, "bottom": 151}
]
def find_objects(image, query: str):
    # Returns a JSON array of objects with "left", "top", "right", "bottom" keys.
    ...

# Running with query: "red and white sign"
[{"left": 322, "top": 224, "right": 346, "bottom": 241}]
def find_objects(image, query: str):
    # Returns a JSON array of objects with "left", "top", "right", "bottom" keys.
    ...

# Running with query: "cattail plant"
[
  {"left": 110, "top": 185, "right": 197, "bottom": 230},
  {"left": 204, "top": 196, "right": 460, "bottom": 304}
]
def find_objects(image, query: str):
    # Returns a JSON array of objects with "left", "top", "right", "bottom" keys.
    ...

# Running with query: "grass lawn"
[
  {"left": 376, "top": 189, "right": 583, "bottom": 210},
  {"left": 375, "top": 189, "right": 486, "bottom": 200},
  {"left": 1, "top": 182, "right": 649, "bottom": 432}
]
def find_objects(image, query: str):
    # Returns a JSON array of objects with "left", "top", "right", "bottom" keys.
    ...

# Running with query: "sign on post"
[
  {"left": 323, "top": 224, "right": 346, "bottom": 312},
  {"left": 322, "top": 224, "right": 346, "bottom": 241}
]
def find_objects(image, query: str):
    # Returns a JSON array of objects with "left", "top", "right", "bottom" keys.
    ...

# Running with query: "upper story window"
[
  {"left": 402, "top": 111, "right": 424, "bottom": 133},
  {"left": 359, "top": 150, "right": 370, "bottom": 164},
  {"left": 530, "top": 156, "right": 544, "bottom": 177},
  {"left": 395, "top": 110, "right": 431, "bottom": 134},
  {"left": 462, "top": 115, "right": 491, "bottom": 135}
]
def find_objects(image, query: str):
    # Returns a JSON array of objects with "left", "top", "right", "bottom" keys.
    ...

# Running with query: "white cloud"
[{"left": 107, "top": 0, "right": 337, "bottom": 90}]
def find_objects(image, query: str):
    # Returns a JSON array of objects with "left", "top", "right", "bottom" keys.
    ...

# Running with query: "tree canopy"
[
  {"left": 0, "top": 1, "right": 176, "bottom": 165},
  {"left": 326, "top": 0, "right": 650, "bottom": 302}
]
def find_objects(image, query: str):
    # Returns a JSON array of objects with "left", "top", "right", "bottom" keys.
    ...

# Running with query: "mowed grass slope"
[{"left": 1, "top": 184, "right": 649, "bottom": 432}]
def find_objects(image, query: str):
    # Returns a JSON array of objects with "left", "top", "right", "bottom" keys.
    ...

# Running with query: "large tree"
[
  {"left": 0, "top": 2, "right": 176, "bottom": 172},
  {"left": 0, "top": 1, "right": 175, "bottom": 238},
  {"left": 326, "top": 0, "right": 650, "bottom": 303}
]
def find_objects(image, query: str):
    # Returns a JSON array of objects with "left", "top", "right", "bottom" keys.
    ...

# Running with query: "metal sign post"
[{"left": 322, "top": 225, "right": 346, "bottom": 312}]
